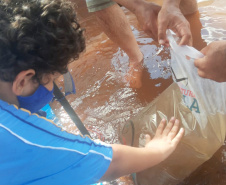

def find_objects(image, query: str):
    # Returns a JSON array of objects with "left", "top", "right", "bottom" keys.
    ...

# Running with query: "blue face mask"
[{"left": 17, "top": 85, "right": 54, "bottom": 113}]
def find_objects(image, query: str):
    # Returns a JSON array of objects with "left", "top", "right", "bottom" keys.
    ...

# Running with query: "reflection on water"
[
  {"left": 51, "top": 0, "right": 226, "bottom": 184},
  {"left": 200, "top": 0, "right": 226, "bottom": 44}
]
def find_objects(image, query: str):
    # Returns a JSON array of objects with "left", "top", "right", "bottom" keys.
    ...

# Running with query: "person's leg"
[{"left": 95, "top": 3, "right": 144, "bottom": 88}]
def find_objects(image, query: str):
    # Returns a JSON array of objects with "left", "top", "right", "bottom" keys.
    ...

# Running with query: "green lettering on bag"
[
  {"left": 190, "top": 98, "right": 200, "bottom": 113},
  {"left": 182, "top": 95, "right": 200, "bottom": 113}
]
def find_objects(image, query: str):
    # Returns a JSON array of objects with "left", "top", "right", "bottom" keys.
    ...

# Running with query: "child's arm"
[{"left": 101, "top": 117, "right": 184, "bottom": 181}]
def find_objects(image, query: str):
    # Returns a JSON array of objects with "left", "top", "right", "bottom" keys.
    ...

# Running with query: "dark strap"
[{"left": 53, "top": 82, "right": 91, "bottom": 137}]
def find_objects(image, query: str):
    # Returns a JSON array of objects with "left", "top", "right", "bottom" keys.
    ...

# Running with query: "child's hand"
[
  {"left": 102, "top": 117, "right": 184, "bottom": 181},
  {"left": 145, "top": 117, "right": 184, "bottom": 161}
]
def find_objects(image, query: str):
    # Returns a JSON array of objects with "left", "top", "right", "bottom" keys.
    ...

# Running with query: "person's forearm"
[
  {"left": 179, "top": 0, "right": 198, "bottom": 15},
  {"left": 101, "top": 144, "right": 163, "bottom": 181},
  {"left": 114, "top": 0, "right": 181, "bottom": 11},
  {"left": 114, "top": 0, "right": 197, "bottom": 16},
  {"left": 95, "top": 4, "right": 143, "bottom": 63},
  {"left": 164, "top": 0, "right": 181, "bottom": 7},
  {"left": 163, "top": 0, "right": 198, "bottom": 15},
  {"left": 112, "top": 0, "right": 142, "bottom": 14}
]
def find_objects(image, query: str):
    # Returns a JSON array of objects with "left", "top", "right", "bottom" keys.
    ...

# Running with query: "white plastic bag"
[
  {"left": 167, "top": 29, "right": 226, "bottom": 128},
  {"left": 120, "top": 30, "right": 226, "bottom": 185}
]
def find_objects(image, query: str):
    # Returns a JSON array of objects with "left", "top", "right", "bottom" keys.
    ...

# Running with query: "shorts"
[{"left": 86, "top": 0, "right": 116, "bottom": 12}]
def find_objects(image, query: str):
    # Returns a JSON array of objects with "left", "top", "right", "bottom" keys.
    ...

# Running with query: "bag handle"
[{"left": 166, "top": 30, "right": 204, "bottom": 59}]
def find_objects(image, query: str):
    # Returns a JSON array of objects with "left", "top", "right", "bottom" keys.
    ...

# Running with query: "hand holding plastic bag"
[
  {"left": 167, "top": 29, "right": 226, "bottom": 128},
  {"left": 194, "top": 41, "right": 226, "bottom": 82}
]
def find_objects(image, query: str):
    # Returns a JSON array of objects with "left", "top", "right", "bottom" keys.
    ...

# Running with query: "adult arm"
[
  {"left": 113, "top": 0, "right": 161, "bottom": 40},
  {"left": 158, "top": 0, "right": 197, "bottom": 46},
  {"left": 113, "top": 0, "right": 197, "bottom": 46},
  {"left": 94, "top": 3, "right": 144, "bottom": 88},
  {"left": 95, "top": 3, "right": 143, "bottom": 64},
  {"left": 101, "top": 118, "right": 184, "bottom": 181},
  {"left": 194, "top": 41, "right": 226, "bottom": 82}
]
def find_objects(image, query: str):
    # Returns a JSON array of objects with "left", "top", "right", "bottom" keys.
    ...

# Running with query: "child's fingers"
[
  {"left": 162, "top": 117, "right": 175, "bottom": 136},
  {"left": 167, "top": 119, "right": 180, "bottom": 140},
  {"left": 145, "top": 134, "right": 151, "bottom": 144},
  {"left": 155, "top": 118, "right": 166, "bottom": 135},
  {"left": 172, "top": 128, "right": 185, "bottom": 145}
]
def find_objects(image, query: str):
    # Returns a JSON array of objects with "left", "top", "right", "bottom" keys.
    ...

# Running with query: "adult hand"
[
  {"left": 158, "top": 4, "right": 192, "bottom": 46},
  {"left": 194, "top": 41, "right": 226, "bottom": 82},
  {"left": 134, "top": 1, "right": 161, "bottom": 41}
]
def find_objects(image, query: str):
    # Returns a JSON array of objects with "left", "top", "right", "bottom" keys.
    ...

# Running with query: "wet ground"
[{"left": 51, "top": 0, "right": 226, "bottom": 184}]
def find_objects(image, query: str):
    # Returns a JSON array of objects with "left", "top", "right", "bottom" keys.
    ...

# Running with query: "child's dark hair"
[{"left": 0, "top": 0, "right": 85, "bottom": 83}]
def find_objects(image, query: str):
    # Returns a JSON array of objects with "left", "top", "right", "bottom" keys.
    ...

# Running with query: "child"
[{"left": 0, "top": 0, "right": 184, "bottom": 184}]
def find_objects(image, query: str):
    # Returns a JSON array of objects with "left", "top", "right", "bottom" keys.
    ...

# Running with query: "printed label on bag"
[{"left": 179, "top": 86, "right": 200, "bottom": 113}]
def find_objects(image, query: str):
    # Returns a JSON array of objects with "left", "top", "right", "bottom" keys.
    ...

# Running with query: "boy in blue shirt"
[{"left": 0, "top": 0, "right": 184, "bottom": 184}]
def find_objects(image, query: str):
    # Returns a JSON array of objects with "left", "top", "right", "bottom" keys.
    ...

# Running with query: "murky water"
[{"left": 51, "top": 0, "right": 226, "bottom": 184}]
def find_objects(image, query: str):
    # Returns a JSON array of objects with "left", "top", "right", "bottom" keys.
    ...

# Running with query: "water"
[{"left": 51, "top": 0, "right": 226, "bottom": 184}]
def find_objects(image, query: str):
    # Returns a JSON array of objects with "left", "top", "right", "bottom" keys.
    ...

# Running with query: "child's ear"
[{"left": 12, "top": 69, "right": 36, "bottom": 96}]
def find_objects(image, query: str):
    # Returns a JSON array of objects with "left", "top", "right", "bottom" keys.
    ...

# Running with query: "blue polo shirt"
[{"left": 0, "top": 99, "right": 113, "bottom": 185}]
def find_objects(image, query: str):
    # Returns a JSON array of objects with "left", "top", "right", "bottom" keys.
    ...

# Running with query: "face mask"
[{"left": 17, "top": 85, "right": 54, "bottom": 113}]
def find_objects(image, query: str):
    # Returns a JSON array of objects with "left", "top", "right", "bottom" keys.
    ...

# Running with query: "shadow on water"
[{"left": 51, "top": 0, "right": 226, "bottom": 184}]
